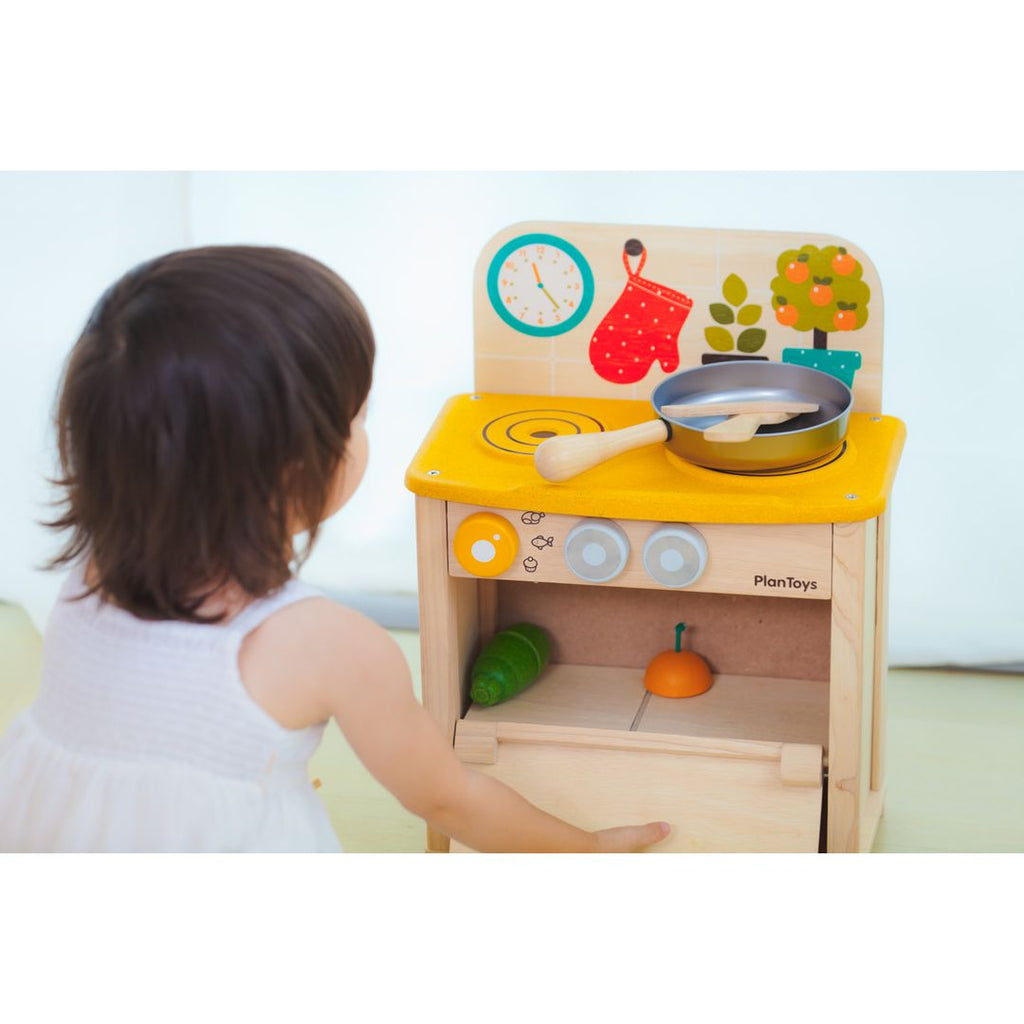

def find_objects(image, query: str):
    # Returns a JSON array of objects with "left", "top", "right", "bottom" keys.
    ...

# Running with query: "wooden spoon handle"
[
  {"left": 534, "top": 419, "right": 669, "bottom": 482},
  {"left": 702, "top": 411, "right": 798, "bottom": 442},
  {"left": 661, "top": 400, "right": 818, "bottom": 418}
]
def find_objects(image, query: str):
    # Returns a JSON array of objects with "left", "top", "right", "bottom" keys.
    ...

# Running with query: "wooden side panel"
[
  {"left": 871, "top": 510, "right": 890, "bottom": 791},
  {"left": 451, "top": 721, "right": 823, "bottom": 853},
  {"left": 827, "top": 519, "right": 878, "bottom": 852},
  {"left": 415, "top": 496, "right": 481, "bottom": 852},
  {"left": 860, "top": 521, "right": 878, "bottom": 832}
]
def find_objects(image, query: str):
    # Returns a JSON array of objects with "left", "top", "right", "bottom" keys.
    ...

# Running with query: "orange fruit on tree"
[
  {"left": 834, "top": 309, "right": 858, "bottom": 331},
  {"left": 809, "top": 283, "right": 833, "bottom": 307},
  {"left": 775, "top": 303, "right": 799, "bottom": 326},
  {"left": 785, "top": 260, "right": 809, "bottom": 284},
  {"left": 832, "top": 248, "right": 857, "bottom": 276}
]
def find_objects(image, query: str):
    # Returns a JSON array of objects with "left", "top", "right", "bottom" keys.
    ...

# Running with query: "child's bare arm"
[{"left": 258, "top": 600, "right": 669, "bottom": 853}]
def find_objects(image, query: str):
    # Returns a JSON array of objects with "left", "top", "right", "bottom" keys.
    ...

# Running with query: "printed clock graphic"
[{"left": 487, "top": 232, "right": 595, "bottom": 336}]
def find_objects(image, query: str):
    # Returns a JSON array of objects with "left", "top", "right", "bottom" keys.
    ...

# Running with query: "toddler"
[{"left": 0, "top": 245, "right": 670, "bottom": 853}]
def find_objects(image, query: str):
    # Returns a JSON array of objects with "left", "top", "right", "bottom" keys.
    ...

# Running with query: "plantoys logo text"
[{"left": 754, "top": 574, "right": 818, "bottom": 593}]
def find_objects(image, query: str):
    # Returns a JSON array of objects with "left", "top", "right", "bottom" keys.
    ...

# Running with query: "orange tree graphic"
[{"left": 770, "top": 244, "right": 870, "bottom": 349}]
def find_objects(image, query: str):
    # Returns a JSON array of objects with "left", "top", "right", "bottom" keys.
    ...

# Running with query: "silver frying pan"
[{"left": 534, "top": 361, "right": 853, "bottom": 478}]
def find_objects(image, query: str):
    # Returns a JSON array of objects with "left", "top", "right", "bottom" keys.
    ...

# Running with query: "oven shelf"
[{"left": 463, "top": 662, "right": 829, "bottom": 749}]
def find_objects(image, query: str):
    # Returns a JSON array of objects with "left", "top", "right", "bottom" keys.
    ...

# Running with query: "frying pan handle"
[{"left": 534, "top": 419, "right": 669, "bottom": 482}]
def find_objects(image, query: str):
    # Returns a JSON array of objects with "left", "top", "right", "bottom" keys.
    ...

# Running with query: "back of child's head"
[{"left": 46, "top": 245, "right": 375, "bottom": 623}]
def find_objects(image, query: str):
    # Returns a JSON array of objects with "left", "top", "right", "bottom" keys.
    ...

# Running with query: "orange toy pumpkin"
[{"left": 644, "top": 623, "right": 712, "bottom": 698}]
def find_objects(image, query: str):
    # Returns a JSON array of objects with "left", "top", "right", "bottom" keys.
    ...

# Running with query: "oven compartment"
[
  {"left": 452, "top": 719, "right": 822, "bottom": 853},
  {"left": 415, "top": 496, "right": 885, "bottom": 853},
  {"left": 449, "top": 662, "right": 825, "bottom": 853}
]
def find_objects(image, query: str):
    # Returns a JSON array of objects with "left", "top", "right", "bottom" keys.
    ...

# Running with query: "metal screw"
[
  {"left": 845, "top": 493, "right": 858, "bottom": 500},
  {"left": 470, "top": 395, "right": 482, "bottom": 401},
  {"left": 427, "top": 469, "right": 440, "bottom": 476},
  {"left": 870, "top": 416, "right": 881, "bottom": 422}
]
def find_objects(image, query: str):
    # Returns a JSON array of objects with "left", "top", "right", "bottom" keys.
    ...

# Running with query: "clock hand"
[{"left": 531, "top": 263, "right": 559, "bottom": 309}]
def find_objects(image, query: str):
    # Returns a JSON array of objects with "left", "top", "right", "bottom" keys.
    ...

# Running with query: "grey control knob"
[
  {"left": 642, "top": 525, "right": 708, "bottom": 588},
  {"left": 564, "top": 519, "right": 630, "bottom": 583}
]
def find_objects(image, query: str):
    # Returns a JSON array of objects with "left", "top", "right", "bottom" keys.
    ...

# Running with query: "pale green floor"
[{"left": 2, "top": 602, "right": 1022, "bottom": 852}]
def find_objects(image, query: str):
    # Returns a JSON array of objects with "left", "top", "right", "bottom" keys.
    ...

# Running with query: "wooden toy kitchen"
[{"left": 406, "top": 221, "right": 905, "bottom": 853}]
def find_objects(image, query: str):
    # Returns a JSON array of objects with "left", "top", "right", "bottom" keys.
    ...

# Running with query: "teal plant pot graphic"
[{"left": 782, "top": 347, "right": 862, "bottom": 388}]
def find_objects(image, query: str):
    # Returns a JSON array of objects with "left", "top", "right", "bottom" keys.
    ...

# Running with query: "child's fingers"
[{"left": 594, "top": 820, "right": 671, "bottom": 852}]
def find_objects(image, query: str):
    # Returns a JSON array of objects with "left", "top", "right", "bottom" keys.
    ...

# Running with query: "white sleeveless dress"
[{"left": 0, "top": 566, "right": 342, "bottom": 852}]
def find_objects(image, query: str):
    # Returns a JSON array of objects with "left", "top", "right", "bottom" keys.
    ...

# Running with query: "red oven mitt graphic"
[{"left": 589, "top": 239, "right": 693, "bottom": 384}]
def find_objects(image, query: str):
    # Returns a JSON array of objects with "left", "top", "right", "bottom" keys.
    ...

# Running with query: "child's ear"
[{"left": 284, "top": 457, "right": 348, "bottom": 535}]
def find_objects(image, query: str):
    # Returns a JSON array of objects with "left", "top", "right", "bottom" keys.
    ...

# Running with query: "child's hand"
[
  {"left": 591, "top": 821, "right": 671, "bottom": 852},
  {"left": 300, "top": 605, "right": 677, "bottom": 854}
]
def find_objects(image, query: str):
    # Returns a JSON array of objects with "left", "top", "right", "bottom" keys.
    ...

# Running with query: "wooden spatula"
[
  {"left": 702, "top": 410, "right": 800, "bottom": 442},
  {"left": 660, "top": 400, "right": 819, "bottom": 418}
]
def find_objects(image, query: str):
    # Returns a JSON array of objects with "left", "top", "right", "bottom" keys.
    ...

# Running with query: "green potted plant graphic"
[
  {"left": 701, "top": 274, "right": 768, "bottom": 364},
  {"left": 769, "top": 244, "right": 868, "bottom": 386}
]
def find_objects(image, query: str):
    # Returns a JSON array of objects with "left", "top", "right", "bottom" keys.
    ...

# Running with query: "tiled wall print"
[{"left": 474, "top": 222, "right": 884, "bottom": 412}]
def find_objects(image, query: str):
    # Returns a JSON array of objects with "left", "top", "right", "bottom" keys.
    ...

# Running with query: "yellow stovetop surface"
[{"left": 405, "top": 394, "right": 905, "bottom": 524}]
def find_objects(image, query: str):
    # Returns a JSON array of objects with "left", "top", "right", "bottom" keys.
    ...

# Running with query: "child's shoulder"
[
  {"left": 237, "top": 594, "right": 396, "bottom": 730},
  {"left": 242, "top": 592, "right": 367, "bottom": 648}
]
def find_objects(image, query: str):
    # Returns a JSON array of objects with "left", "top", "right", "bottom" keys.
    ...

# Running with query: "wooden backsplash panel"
[
  {"left": 496, "top": 581, "right": 831, "bottom": 681},
  {"left": 474, "top": 221, "right": 884, "bottom": 414}
]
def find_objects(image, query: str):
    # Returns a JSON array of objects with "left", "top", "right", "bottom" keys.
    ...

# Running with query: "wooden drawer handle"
[
  {"left": 457, "top": 721, "right": 824, "bottom": 788},
  {"left": 454, "top": 731, "right": 499, "bottom": 765}
]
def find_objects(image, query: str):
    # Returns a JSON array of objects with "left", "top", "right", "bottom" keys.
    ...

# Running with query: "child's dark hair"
[{"left": 45, "top": 245, "right": 375, "bottom": 623}]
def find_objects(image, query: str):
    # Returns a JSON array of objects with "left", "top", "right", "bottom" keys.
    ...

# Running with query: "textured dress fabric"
[{"left": 0, "top": 566, "right": 341, "bottom": 852}]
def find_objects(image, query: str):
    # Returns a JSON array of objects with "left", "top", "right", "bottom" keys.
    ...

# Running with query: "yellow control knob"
[{"left": 453, "top": 512, "right": 519, "bottom": 577}]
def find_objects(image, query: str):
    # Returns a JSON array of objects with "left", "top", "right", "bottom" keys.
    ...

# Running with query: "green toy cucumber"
[{"left": 470, "top": 623, "right": 551, "bottom": 707}]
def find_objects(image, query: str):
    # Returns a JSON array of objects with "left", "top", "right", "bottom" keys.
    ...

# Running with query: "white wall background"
[
  {"left": 2, "top": 172, "right": 1022, "bottom": 666},
  {"left": 0, "top": 173, "right": 191, "bottom": 632}
]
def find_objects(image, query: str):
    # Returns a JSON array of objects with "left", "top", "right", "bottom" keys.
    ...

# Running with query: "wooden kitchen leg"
[
  {"left": 828, "top": 519, "right": 878, "bottom": 853},
  {"left": 871, "top": 510, "right": 890, "bottom": 792},
  {"left": 415, "top": 496, "right": 481, "bottom": 852}
]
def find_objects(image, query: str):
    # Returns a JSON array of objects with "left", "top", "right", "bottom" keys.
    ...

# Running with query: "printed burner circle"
[{"left": 482, "top": 409, "right": 605, "bottom": 456}]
